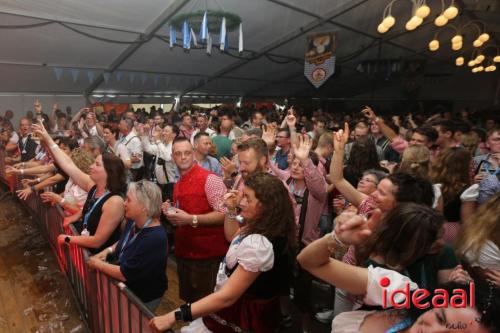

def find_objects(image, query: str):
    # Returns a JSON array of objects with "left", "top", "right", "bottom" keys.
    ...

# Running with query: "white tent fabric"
[{"left": 0, "top": 0, "right": 499, "bottom": 103}]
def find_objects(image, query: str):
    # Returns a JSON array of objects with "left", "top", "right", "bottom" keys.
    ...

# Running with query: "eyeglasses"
[{"left": 359, "top": 177, "right": 378, "bottom": 185}]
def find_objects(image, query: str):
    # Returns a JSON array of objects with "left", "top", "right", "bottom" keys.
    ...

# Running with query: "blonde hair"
[
  {"left": 70, "top": 148, "right": 95, "bottom": 174},
  {"left": 456, "top": 193, "right": 500, "bottom": 262},
  {"left": 460, "top": 132, "right": 479, "bottom": 156},
  {"left": 398, "top": 145, "right": 430, "bottom": 179}
]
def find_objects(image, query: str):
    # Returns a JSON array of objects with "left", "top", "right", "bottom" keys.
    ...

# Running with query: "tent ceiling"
[{"left": 0, "top": 0, "right": 498, "bottom": 101}]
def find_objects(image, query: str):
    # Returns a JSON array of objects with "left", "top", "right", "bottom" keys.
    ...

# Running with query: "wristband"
[
  {"left": 191, "top": 215, "right": 198, "bottom": 228},
  {"left": 175, "top": 303, "right": 192, "bottom": 322},
  {"left": 37, "top": 177, "right": 41, "bottom": 183},
  {"left": 60, "top": 198, "right": 66, "bottom": 205},
  {"left": 331, "top": 231, "right": 348, "bottom": 248},
  {"left": 107, "top": 247, "right": 113, "bottom": 254},
  {"left": 50, "top": 144, "right": 58, "bottom": 149}
]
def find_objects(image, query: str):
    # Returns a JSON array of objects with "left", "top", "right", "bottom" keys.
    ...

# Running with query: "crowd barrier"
[{"left": 0, "top": 148, "right": 157, "bottom": 333}]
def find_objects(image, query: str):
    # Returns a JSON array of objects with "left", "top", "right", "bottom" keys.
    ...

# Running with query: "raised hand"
[
  {"left": 293, "top": 134, "right": 312, "bottom": 161},
  {"left": 285, "top": 112, "right": 297, "bottom": 129},
  {"left": 223, "top": 190, "right": 240, "bottom": 211},
  {"left": 361, "top": 106, "right": 376, "bottom": 121},
  {"left": 34, "top": 99, "right": 42, "bottom": 114},
  {"left": 31, "top": 121, "right": 50, "bottom": 143},
  {"left": 334, "top": 209, "right": 382, "bottom": 246},
  {"left": 333, "top": 122, "right": 349, "bottom": 151},
  {"left": 220, "top": 156, "right": 237, "bottom": 178},
  {"left": 261, "top": 125, "right": 276, "bottom": 147}
]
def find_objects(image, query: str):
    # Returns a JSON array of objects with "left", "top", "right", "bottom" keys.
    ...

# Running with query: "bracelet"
[
  {"left": 60, "top": 198, "right": 66, "bottom": 205},
  {"left": 37, "top": 177, "right": 41, "bottom": 183},
  {"left": 331, "top": 231, "right": 348, "bottom": 248},
  {"left": 50, "top": 144, "right": 58, "bottom": 149},
  {"left": 107, "top": 247, "right": 113, "bottom": 254},
  {"left": 22, "top": 162, "right": 25, "bottom": 168},
  {"left": 180, "top": 303, "right": 193, "bottom": 321},
  {"left": 20, "top": 169, "right": 24, "bottom": 175}
]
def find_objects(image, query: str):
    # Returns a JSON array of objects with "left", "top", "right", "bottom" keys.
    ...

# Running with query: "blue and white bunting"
[
  {"left": 206, "top": 33, "right": 212, "bottom": 55},
  {"left": 70, "top": 69, "right": 79, "bottom": 83},
  {"left": 103, "top": 72, "right": 111, "bottom": 84},
  {"left": 87, "top": 70, "right": 96, "bottom": 83},
  {"left": 116, "top": 71, "right": 123, "bottom": 82},
  {"left": 182, "top": 20, "right": 191, "bottom": 49},
  {"left": 191, "top": 28, "right": 198, "bottom": 47},
  {"left": 169, "top": 25, "right": 176, "bottom": 48},
  {"left": 238, "top": 23, "right": 243, "bottom": 53},
  {"left": 200, "top": 11, "right": 208, "bottom": 40},
  {"left": 219, "top": 17, "right": 226, "bottom": 51},
  {"left": 53, "top": 67, "right": 64, "bottom": 80}
]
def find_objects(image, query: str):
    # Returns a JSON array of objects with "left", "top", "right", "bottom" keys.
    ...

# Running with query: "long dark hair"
[
  {"left": 356, "top": 203, "right": 444, "bottom": 268},
  {"left": 241, "top": 172, "right": 296, "bottom": 249},
  {"left": 346, "top": 137, "right": 381, "bottom": 176},
  {"left": 102, "top": 152, "right": 127, "bottom": 196}
]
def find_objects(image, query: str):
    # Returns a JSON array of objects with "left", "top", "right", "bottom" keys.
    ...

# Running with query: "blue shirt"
[
  {"left": 117, "top": 220, "right": 168, "bottom": 302},
  {"left": 197, "top": 155, "right": 223, "bottom": 177},
  {"left": 275, "top": 148, "right": 290, "bottom": 170}
]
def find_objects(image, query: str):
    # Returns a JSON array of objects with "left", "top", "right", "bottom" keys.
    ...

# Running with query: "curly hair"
[
  {"left": 456, "top": 192, "right": 500, "bottom": 263},
  {"left": 430, "top": 147, "right": 471, "bottom": 204},
  {"left": 240, "top": 172, "right": 296, "bottom": 249},
  {"left": 356, "top": 202, "right": 444, "bottom": 268},
  {"left": 70, "top": 148, "right": 95, "bottom": 174}
]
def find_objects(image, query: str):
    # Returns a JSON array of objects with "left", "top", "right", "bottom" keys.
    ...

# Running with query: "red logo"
[{"left": 380, "top": 277, "right": 475, "bottom": 309}]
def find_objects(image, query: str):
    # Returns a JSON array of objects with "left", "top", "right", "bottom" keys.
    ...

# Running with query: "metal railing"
[{"left": 0, "top": 148, "right": 156, "bottom": 333}]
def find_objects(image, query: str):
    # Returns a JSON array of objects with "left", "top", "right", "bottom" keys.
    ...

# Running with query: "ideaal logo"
[{"left": 379, "top": 276, "right": 475, "bottom": 310}]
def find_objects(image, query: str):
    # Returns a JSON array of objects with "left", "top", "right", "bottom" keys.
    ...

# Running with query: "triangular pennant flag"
[
  {"left": 238, "top": 22, "right": 243, "bottom": 53},
  {"left": 53, "top": 67, "right": 64, "bottom": 80},
  {"left": 182, "top": 20, "right": 191, "bottom": 49},
  {"left": 153, "top": 74, "right": 160, "bottom": 87},
  {"left": 191, "top": 28, "right": 198, "bottom": 47},
  {"left": 103, "top": 72, "right": 111, "bottom": 84},
  {"left": 206, "top": 33, "right": 212, "bottom": 55},
  {"left": 116, "top": 71, "right": 123, "bottom": 82},
  {"left": 169, "top": 25, "right": 176, "bottom": 48},
  {"left": 200, "top": 11, "right": 208, "bottom": 40},
  {"left": 129, "top": 72, "right": 135, "bottom": 85},
  {"left": 70, "top": 68, "right": 79, "bottom": 83},
  {"left": 87, "top": 70, "right": 96, "bottom": 83},
  {"left": 219, "top": 17, "right": 226, "bottom": 51},
  {"left": 141, "top": 73, "right": 148, "bottom": 85}
]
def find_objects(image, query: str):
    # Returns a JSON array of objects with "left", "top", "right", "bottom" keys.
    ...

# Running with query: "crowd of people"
[{"left": 0, "top": 100, "right": 499, "bottom": 333}]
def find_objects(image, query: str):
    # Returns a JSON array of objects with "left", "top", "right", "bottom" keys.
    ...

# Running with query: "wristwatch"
[
  {"left": 64, "top": 236, "right": 71, "bottom": 244},
  {"left": 191, "top": 215, "right": 198, "bottom": 228}
]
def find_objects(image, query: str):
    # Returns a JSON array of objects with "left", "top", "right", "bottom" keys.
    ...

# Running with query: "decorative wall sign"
[{"left": 304, "top": 32, "right": 337, "bottom": 88}]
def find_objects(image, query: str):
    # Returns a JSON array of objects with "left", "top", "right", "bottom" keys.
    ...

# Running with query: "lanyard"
[
  {"left": 385, "top": 318, "right": 413, "bottom": 333},
  {"left": 119, "top": 218, "right": 153, "bottom": 259},
  {"left": 82, "top": 189, "right": 110, "bottom": 230}
]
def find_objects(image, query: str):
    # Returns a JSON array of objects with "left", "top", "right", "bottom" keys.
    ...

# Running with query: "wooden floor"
[{"left": 0, "top": 195, "right": 86, "bottom": 333}]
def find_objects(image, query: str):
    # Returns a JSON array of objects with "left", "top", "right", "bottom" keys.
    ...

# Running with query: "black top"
[
  {"left": 443, "top": 188, "right": 466, "bottom": 223},
  {"left": 229, "top": 236, "right": 291, "bottom": 298},
  {"left": 74, "top": 185, "right": 122, "bottom": 254},
  {"left": 18, "top": 135, "right": 38, "bottom": 162}
]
